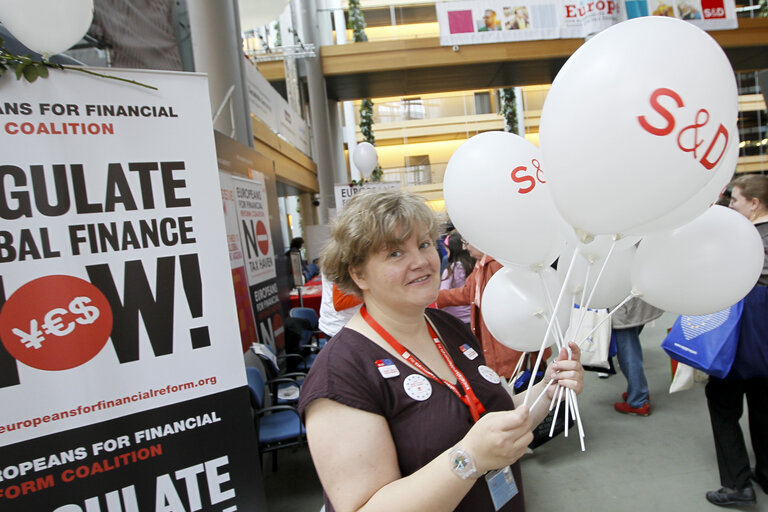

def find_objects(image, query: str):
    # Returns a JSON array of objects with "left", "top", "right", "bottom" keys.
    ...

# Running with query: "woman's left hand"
[{"left": 544, "top": 342, "right": 584, "bottom": 400}]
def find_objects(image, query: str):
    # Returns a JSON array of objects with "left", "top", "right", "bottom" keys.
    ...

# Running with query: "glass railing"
[{"left": 379, "top": 162, "right": 449, "bottom": 186}]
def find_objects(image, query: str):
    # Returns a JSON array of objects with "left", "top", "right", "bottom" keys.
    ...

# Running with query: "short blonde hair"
[{"left": 321, "top": 188, "right": 439, "bottom": 296}]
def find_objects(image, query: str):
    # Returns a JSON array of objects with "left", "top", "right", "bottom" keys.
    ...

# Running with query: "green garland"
[
  {"left": 357, "top": 99, "right": 382, "bottom": 183},
  {"left": 348, "top": 0, "right": 368, "bottom": 42},
  {"left": 499, "top": 87, "right": 518, "bottom": 134}
]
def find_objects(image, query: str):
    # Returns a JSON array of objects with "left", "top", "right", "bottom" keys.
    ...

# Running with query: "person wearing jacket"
[
  {"left": 611, "top": 298, "right": 664, "bottom": 416},
  {"left": 437, "top": 240, "right": 551, "bottom": 379},
  {"left": 704, "top": 174, "right": 768, "bottom": 507}
]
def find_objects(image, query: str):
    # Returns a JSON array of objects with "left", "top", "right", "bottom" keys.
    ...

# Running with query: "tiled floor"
[{"left": 261, "top": 312, "right": 763, "bottom": 512}]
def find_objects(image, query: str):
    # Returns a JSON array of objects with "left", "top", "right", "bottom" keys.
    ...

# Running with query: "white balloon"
[
  {"left": 481, "top": 267, "right": 570, "bottom": 352},
  {"left": 0, "top": 0, "right": 94, "bottom": 57},
  {"left": 631, "top": 206, "right": 764, "bottom": 315},
  {"left": 558, "top": 239, "right": 636, "bottom": 309},
  {"left": 540, "top": 16, "right": 738, "bottom": 235},
  {"left": 444, "top": 131, "right": 565, "bottom": 268},
  {"left": 352, "top": 142, "right": 378, "bottom": 179},
  {"left": 625, "top": 128, "right": 738, "bottom": 235},
  {"left": 239, "top": 0, "right": 290, "bottom": 29}
]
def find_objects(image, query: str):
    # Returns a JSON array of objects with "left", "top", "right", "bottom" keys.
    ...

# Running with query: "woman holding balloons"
[
  {"left": 299, "top": 189, "right": 583, "bottom": 512},
  {"left": 704, "top": 175, "right": 768, "bottom": 507}
]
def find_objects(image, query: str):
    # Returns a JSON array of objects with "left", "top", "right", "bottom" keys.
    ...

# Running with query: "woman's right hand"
[{"left": 459, "top": 405, "right": 533, "bottom": 475}]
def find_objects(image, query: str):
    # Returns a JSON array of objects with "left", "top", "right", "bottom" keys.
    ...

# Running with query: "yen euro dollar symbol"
[
  {"left": 42, "top": 308, "right": 76, "bottom": 336},
  {"left": 70, "top": 297, "right": 99, "bottom": 325},
  {"left": 12, "top": 320, "right": 45, "bottom": 349}
]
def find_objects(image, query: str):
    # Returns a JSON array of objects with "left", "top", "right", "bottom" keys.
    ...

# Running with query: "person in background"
[
  {"left": 439, "top": 231, "right": 475, "bottom": 328},
  {"left": 705, "top": 174, "right": 768, "bottom": 507},
  {"left": 437, "top": 240, "right": 552, "bottom": 380},
  {"left": 611, "top": 298, "right": 664, "bottom": 416},
  {"left": 318, "top": 273, "right": 363, "bottom": 339},
  {"left": 299, "top": 189, "right": 584, "bottom": 512}
]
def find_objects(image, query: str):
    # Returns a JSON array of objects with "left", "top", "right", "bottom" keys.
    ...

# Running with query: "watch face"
[
  {"left": 450, "top": 447, "right": 476, "bottom": 478},
  {"left": 454, "top": 453, "right": 470, "bottom": 471}
]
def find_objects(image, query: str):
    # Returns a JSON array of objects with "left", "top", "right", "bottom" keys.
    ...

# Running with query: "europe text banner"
[
  {"left": 0, "top": 69, "right": 265, "bottom": 509},
  {"left": 436, "top": 0, "right": 737, "bottom": 45}
]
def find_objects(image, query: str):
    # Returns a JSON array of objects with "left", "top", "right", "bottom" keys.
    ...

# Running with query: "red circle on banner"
[
  {"left": 256, "top": 220, "right": 270, "bottom": 256},
  {"left": 0, "top": 275, "right": 113, "bottom": 371}
]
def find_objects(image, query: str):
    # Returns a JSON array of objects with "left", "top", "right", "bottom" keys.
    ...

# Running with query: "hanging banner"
[
  {"left": 333, "top": 181, "right": 400, "bottom": 211},
  {"left": 220, "top": 172, "right": 258, "bottom": 353},
  {"left": 0, "top": 69, "right": 265, "bottom": 510},
  {"left": 436, "top": 0, "right": 737, "bottom": 45},
  {"left": 233, "top": 175, "right": 285, "bottom": 352}
]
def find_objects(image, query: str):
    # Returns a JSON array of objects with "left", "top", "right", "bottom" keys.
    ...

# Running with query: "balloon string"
[
  {"left": 538, "top": 272, "right": 564, "bottom": 351},
  {"left": 574, "top": 292, "right": 637, "bottom": 349},
  {"left": 573, "top": 239, "right": 616, "bottom": 340},
  {"left": 522, "top": 246, "right": 580, "bottom": 406}
]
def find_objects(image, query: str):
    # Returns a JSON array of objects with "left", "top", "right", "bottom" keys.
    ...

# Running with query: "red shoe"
[
  {"left": 614, "top": 401, "right": 650, "bottom": 416},
  {"left": 622, "top": 392, "right": 650, "bottom": 402}
]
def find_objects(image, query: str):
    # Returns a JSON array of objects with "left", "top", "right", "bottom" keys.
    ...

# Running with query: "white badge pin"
[
  {"left": 478, "top": 365, "right": 500, "bottom": 384},
  {"left": 403, "top": 374, "right": 432, "bottom": 401}
]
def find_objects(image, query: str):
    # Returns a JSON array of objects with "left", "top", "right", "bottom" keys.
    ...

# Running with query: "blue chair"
[
  {"left": 289, "top": 307, "right": 327, "bottom": 349},
  {"left": 245, "top": 367, "right": 306, "bottom": 471},
  {"left": 250, "top": 343, "right": 305, "bottom": 405}
]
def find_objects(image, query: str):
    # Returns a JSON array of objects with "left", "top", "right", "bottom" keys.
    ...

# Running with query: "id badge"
[{"left": 485, "top": 465, "right": 518, "bottom": 511}]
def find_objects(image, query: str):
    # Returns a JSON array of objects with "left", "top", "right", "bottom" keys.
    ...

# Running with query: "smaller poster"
[{"left": 233, "top": 175, "right": 285, "bottom": 352}]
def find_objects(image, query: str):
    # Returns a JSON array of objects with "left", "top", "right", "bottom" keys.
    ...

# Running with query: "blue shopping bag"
[
  {"left": 730, "top": 285, "right": 768, "bottom": 380},
  {"left": 661, "top": 300, "right": 743, "bottom": 379}
]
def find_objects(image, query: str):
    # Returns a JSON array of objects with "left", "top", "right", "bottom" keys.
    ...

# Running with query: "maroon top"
[{"left": 299, "top": 308, "right": 525, "bottom": 512}]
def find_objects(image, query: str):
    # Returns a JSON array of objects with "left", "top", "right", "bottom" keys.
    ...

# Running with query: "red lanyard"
[{"left": 361, "top": 306, "right": 486, "bottom": 422}]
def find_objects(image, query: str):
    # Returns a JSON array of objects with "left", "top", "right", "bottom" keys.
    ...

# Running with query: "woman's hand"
[
  {"left": 459, "top": 406, "right": 534, "bottom": 475},
  {"left": 545, "top": 342, "right": 584, "bottom": 401}
]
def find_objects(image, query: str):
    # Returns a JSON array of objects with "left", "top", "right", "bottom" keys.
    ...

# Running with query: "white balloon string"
[
  {"left": 549, "top": 386, "right": 565, "bottom": 437},
  {"left": 509, "top": 355, "right": 526, "bottom": 388},
  {"left": 569, "top": 389, "right": 586, "bottom": 451},
  {"left": 571, "top": 239, "right": 616, "bottom": 351},
  {"left": 584, "top": 239, "right": 616, "bottom": 310},
  {"left": 575, "top": 292, "right": 636, "bottom": 349},
  {"left": 549, "top": 382, "right": 560, "bottom": 411},
  {"left": 572, "top": 263, "right": 592, "bottom": 341},
  {"left": 538, "top": 274, "right": 565, "bottom": 351},
  {"left": 530, "top": 378, "right": 554, "bottom": 410},
  {"left": 522, "top": 246, "right": 580, "bottom": 406},
  {"left": 564, "top": 387, "right": 570, "bottom": 437}
]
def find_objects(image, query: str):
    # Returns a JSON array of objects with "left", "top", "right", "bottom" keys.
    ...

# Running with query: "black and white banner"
[{"left": 0, "top": 68, "right": 265, "bottom": 510}]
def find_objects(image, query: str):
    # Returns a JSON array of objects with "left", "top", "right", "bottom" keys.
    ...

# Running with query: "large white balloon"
[
  {"left": 540, "top": 16, "right": 738, "bottom": 236},
  {"left": 0, "top": 0, "right": 94, "bottom": 57},
  {"left": 352, "top": 142, "right": 378, "bottom": 179},
  {"left": 625, "top": 129, "right": 738, "bottom": 235},
  {"left": 631, "top": 206, "right": 764, "bottom": 315},
  {"left": 481, "top": 267, "right": 570, "bottom": 352},
  {"left": 240, "top": 0, "right": 291, "bottom": 29},
  {"left": 444, "top": 131, "right": 565, "bottom": 268}
]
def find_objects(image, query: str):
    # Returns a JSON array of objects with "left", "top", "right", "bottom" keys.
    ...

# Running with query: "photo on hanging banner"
[{"left": 503, "top": 6, "right": 532, "bottom": 29}]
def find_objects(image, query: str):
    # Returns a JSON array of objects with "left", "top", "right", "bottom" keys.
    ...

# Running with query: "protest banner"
[{"left": 0, "top": 68, "right": 266, "bottom": 510}]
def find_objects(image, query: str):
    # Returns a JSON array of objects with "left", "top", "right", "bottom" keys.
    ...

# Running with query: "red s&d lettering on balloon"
[
  {"left": 510, "top": 159, "right": 545, "bottom": 194},
  {"left": 637, "top": 87, "right": 729, "bottom": 171}
]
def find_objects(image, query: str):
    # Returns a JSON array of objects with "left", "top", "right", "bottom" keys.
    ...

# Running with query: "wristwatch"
[{"left": 448, "top": 445, "right": 478, "bottom": 480}]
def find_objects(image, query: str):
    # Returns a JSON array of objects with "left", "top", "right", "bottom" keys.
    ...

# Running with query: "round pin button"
[
  {"left": 403, "top": 374, "right": 432, "bottom": 401},
  {"left": 478, "top": 365, "right": 501, "bottom": 384}
]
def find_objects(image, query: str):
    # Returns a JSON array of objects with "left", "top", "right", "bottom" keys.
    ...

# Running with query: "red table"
[{"left": 289, "top": 275, "right": 323, "bottom": 314}]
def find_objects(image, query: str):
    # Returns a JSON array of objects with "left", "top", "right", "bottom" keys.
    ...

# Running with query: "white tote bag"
[{"left": 564, "top": 305, "right": 611, "bottom": 369}]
